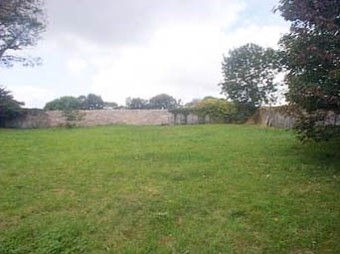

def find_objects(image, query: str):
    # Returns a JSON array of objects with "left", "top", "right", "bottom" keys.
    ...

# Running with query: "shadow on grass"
[{"left": 290, "top": 138, "right": 340, "bottom": 175}]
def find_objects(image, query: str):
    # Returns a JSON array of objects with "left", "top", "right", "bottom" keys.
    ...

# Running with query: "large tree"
[
  {"left": 126, "top": 97, "right": 149, "bottom": 109},
  {"left": 220, "top": 43, "right": 279, "bottom": 120},
  {"left": 0, "top": 0, "right": 46, "bottom": 67},
  {"left": 276, "top": 0, "right": 340, "bottom": 141},
  {"left": 148, "top": 93, "right": 178, "bottom": 110},
  {"left": 44, "top": 96, "right": 80, "bottom": 111},
  {"left": 82, "top": 93, "right": 104, "bottom": 110}
]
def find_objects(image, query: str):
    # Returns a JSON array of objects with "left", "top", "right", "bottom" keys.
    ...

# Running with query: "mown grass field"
[{"left": 0, "top": 125, "right": 339, "bottom": 253}]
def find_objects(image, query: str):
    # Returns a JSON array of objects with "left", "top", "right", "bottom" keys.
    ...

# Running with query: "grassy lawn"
[{"left": 0, "top": 124, "right": 339, "bottom": 253}]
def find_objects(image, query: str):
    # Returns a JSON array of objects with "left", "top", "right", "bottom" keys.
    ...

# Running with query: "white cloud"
[
  {"left": 86, "top": 1, "right": 247, "bottom": 104},
  {"left": 10, "top": 85, "right": 56, "bottom": 109},
  {"left": 1, "top": 0, "right": 290, "bottom": 108},
  {"left": 46, "top": 0, "right": 245, "bottom": 47},
  {"left": 224, "top": 25, "right": 287, "bottom": 50},
  {"left": 89, "top": 21, "right": 288, "bottom": 105},
  {"left": 89, "top": 24, "right": 224, "bottom": 104},
  {"left": 66, "top": 58, "right": 88, "bottom": 75}
]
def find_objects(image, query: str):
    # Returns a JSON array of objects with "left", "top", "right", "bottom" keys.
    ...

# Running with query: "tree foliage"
[
  {"left": 170, "top": 97, "right": 237, "bottom": 124},
  {"left": 276, "top": 0, "right": 340, "bottom": 141},
  {"left": 0, "top": 0, "right": 46, "bottom": 67},
  {"left": 104, "top": 102, "right": 119, "bottom": 109},
  {"left": 148, "top": 93, "right": 179, "bottom": 110},
  {"left": 80, "top": 93, "right": 104, "bottom": 110},
  {"left": 126, "top": 94, "right": 179, "bottom": 110},
  {"left": 220, "top": 43, "right": 279, "bottom": 121},
  {"left": 195, "top": 97, "right": 237, "bottom": 123},
  {"left": 44, "top": 94, "right": 104, "bottom": 111},
  {"left": 0, "top": 86, "right": 24, "bottom": 126},
  {"left": 44, "top": 96, "right": 80, "bottom": 111},
  {"left": 126, "top": 97, "right": 149, "bottom": 109}
]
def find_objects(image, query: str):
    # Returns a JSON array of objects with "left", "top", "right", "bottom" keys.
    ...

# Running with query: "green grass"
[{"left": 0, "top": 125, "right": 339, "bottom": 253}]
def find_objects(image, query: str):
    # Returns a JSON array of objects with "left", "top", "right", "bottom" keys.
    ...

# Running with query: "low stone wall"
[
  {"left": 4, "top": 109, "right": 51, "bottom": 128},
  {"left": 253, "top": 107, "right": 296, "bottom": 129},
  {"left": 253, "top": 107, "right": 340, "bottom": 129},
  {"left": 5, "top": 109, "right": 194, "bottom": 128},
  {"left": 5, "top": 108, "right": 296, "bottom": 129},
  {"left": 173, "top": 113, "right": 210, "bottom": 125},
  {"left": 9, "top": 107, "right": 337, "bottom": 129},
  {"left": 73, "top": 110, "right": 173, "bottom": 126}
]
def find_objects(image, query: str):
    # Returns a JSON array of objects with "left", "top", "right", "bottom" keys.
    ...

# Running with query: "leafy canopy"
[
  {"left": 149, "top": 93, "right": 179, "bottom": 110},
  {"left": 0, "top": 0, "right": 46, "bottom": 67},
  {"left": 126, "top": 97, "right": 149, "bottom": 109},
  {"left": 220, "top": 43, "right": 279, "bottom": 109},
  {"left": 170, "top": 97, "right": 237, "bottom": 124},
  {"left": 195, "top": 97, "right": 237, "bottom": 123},
  {"left": 126, "top": 94, "right": 179, "bottom": 110},
  {"left": 80, "top": 93, "right": 104, "bottom": 110},
  {"left": 276, "top": 0, "right": 340, "bottom": 141},
  {"left": 0, "top": 86, "right": 24, "bottom": 126},
  {"left": 44, "top": 94, "right": 104, "bottom": 111}
]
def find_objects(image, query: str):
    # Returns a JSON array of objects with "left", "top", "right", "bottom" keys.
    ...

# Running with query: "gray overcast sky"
[{"left": 0, "top": 0, "right": 289, "bottom": 108}]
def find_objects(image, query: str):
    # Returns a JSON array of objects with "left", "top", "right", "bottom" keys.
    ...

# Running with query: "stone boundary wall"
[
  {"left": 4, "top": 108, "right": 295, "bottom": 129},
  {"left": 4, "top": 109, "right": 51, "bottom": 129},
  {"left": 48, "top": 110, "right": 175, "bottom": 127},
  {"left": 252, "top": 107, "right": 340, "bottom": 129},
  {"left": 252, "top": 107, "right": 296, "bottom": 129},
  {"left": 6, "top": 107, "right": 338, "bottom": 129},
  {"left": 5, "top": 109, "right": 205, "bottom": 128}
]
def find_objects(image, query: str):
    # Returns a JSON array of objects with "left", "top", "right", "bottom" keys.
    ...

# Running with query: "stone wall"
[
  {"left": 252, "top": 107, "right": 296, "bottom": 129},
  {"left": 4, "top": 109, "right": 51, "bottom": 128},
  {"left": 253, "top": 107, "right": 340, "bottom": 129},
  {"left": 75, "top": 110, "right": 174, "bottom": 126},
  {"left": 5, "top": 108, "right": 296, "bottom": 129},
  {"left": 5, "top": 109, "right": 190, "bottom": 128},
  {"left": 7, "top": 107, "right": 337, "bottom": 129}
]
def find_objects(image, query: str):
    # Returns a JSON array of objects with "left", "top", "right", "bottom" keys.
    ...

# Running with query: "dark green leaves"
[
  {"left": 220, "top": 43, "right": 280, "bottom": 120},
  {"left": 277, "top": 0, "right": 340, "bottom": 141},
  {"left": 0, "top": 86, "right": 24, "bottom": 127},
  {"left": 44, "top": 94, "right": 105, "bottom": 111}
]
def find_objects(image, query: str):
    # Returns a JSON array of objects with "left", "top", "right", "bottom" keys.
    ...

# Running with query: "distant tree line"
[
  {"left": 44, "top": 94, "right": 105, "bottom": 111},
  {"left": 42, "top": 93, "right": 244, "bottom": 124},
  {"left": 126, "top": 93, "right": 179, "bottom": 110},
  {"left": 43, "top": 93, "right": 181, "bottom": 111}
]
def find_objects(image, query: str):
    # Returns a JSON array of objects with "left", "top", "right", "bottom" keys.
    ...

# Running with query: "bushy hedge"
[
  {"left": 0, "top": 86, "right": 24, "bottom": 127},
  {"left": 170, "top": 98, "right": 238, "bottom": 124}
]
